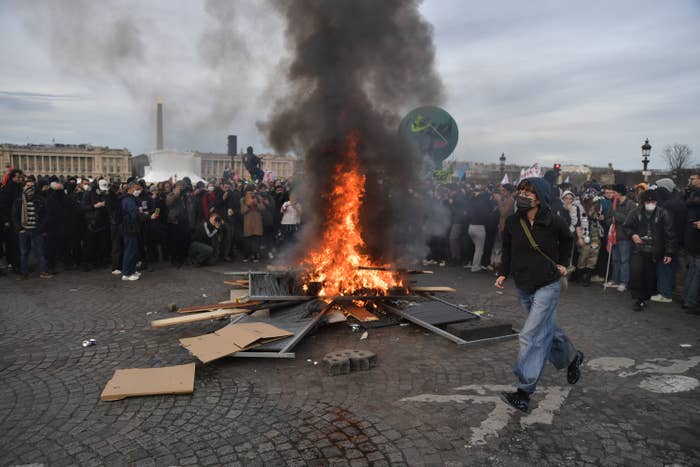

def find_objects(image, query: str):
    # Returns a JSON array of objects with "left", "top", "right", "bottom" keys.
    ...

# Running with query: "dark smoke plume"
[{"left": 265, "top": 0, "right": 447, "bottom": 264}]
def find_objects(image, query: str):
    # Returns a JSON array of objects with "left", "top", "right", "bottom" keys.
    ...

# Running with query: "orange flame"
[{"left": 301, "top": 131, "right": 402, "bottom": 296}]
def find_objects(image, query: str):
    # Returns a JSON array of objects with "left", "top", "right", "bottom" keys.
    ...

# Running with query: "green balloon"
[{"left": 399, "top": 106, "right": 459, "bottom": 163}]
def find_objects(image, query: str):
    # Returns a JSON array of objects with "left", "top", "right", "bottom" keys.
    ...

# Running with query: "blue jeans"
[
  {"left": 514, "top": 280, "right": 576, "bottom": 394},
  {"left": 656, "top": 260, "right": 675, "bottom": 298},
  {"left": 122, "top": 235, "right": 138, "bottom": 276},
  {"left": 19, "top": 230, "right": 47, "bottom": 274},
  {"left": 684, "top": 255, "right": 700, "bottom": 307},
  {"left": 611, "top": 240, "right": 631, "bottom": 285}
]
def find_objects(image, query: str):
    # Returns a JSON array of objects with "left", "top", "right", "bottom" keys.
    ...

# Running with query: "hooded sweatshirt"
[{"left": 498, "top": 177, "right": 574, "bottom": 292}]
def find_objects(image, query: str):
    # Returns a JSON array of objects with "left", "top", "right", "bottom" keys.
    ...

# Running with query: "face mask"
[
  {"left": 83, "top": 185, "right": 91, "bottom": 192},
  {"left": 67, "top": 183, "right": 76, "bottom": 193},
  {"left": 645, "top": 203, "right": 656, "bottom": 212},
  {"left": 516, "top": 194, "right": 534, "bottom": 212},
  {"left": 98, "top": 181, "right": 109, "bottom": 192},
  {"left": 133, "top": 190, "right": 142, "bottom": 197},
  {"left": 207, "top": 186, "right": 215, "bottom": 192}
]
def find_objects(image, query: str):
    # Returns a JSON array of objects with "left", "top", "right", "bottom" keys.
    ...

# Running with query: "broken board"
[
  {"left": 339, "top": 302, "right": 379, "bottom": 322},
  {"left": 177, "top": 302, "right": 243, "bottom": 314},
  {"left": 152, "top": 308, "right": 250, "bottom": 328},
  {"left": 100, "top": 363, "right": 195, "bottom": 401},
  {"left": 180, "top": 322, "right": 293, "bottom": 363},
  {"left": 224, "top": 279, "right": 249, "bottom": 288}
]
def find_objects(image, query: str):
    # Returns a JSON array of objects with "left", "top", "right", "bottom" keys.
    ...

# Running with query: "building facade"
[
  {"left": 1, "top": 143, "right": 132, "bottom": 180},
  {"left": 196, "top": 152, "right": 297, "bottom": 181}
]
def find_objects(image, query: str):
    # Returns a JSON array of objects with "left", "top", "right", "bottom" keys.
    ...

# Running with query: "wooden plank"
[
  {"left": 411, "top": 286, "right": 456, "bottom": 293},
  {"left": 100, "top": 363, "right": 195, "bottom": 401},
  {"left": 151, "top": 308, "right": 250, "bottom": 328},
  {"left": 338, "top": 303, "right": 379, "bottom": 322},
  {"left": 217, "top": 299, "right": 265, "bottom": 307},
  {"left": 224, "top": 280, "right": 249, "bottom": 288},
  {"left": 177, "top": 302, "right": 243, "bottom": 314}
]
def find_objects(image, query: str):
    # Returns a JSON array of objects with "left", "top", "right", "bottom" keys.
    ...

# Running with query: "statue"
[{"left": 242, "top": 146, "right": 264, "bottom": 182}]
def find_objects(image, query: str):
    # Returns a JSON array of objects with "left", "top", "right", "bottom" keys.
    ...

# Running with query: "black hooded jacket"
[{"left": 498, "top": 177, "right": 574, "bottom": 292}]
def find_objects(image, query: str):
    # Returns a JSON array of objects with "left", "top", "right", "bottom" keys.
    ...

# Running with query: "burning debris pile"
[{"left": 264, "top": 0, "right": 446, "bottom": 296}]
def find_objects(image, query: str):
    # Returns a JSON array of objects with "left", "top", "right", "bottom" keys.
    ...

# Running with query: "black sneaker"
[
  {"left": 632, "top": 300, "right": 646, "bottom": 311},
  {"left": 567, "top": 350, "right": 584, "bottom": 384},
  {"left": 499, "top": 390, "right": 530, "bottom": 412}
]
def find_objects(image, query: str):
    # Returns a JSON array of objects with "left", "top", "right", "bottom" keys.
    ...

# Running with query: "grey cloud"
[{"left": 0, "top": 91, "right": 83, "bottom": 112}]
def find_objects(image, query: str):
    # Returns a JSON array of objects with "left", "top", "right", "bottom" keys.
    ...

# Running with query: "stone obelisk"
[{"left": 156, "top": 97, "right": 164, "bottom": 150}]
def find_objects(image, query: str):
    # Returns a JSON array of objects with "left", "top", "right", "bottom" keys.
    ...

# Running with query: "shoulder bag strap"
[{"left": 519, "top": 217, "right": 559, "bottom": 268}]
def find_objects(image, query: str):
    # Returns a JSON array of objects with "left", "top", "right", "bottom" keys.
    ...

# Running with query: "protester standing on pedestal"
[{"left": 495, "top": 177, "right": 584, "bottom": 412}]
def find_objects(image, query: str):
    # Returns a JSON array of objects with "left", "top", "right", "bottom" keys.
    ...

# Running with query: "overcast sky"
[{"left": 1, "top": 0, "right": 698, "bottom": 170}]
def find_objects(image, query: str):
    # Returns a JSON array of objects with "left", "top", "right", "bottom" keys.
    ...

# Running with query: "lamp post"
[
  {"left": 641, "top": 138, "right": 652, "bottom": 182},
  {"left": 499, "top": 152, "right": 506, "bottom": 176}
]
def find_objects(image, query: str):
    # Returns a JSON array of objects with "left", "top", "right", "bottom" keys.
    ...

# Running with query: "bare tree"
[{"left": 662, "top": 143, "right": 694, "bottom": 171}]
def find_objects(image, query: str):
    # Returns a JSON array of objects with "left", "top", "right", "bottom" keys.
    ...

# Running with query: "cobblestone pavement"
[{"left": 1, "top": 262, "right": 699, "bottom": 466}]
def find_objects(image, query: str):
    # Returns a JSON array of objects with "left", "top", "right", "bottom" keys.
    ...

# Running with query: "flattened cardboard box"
[
  {"left": 101, "top": 363, "right": 195, "bottom": 401},
  {"left": 180, "top": 322, "right": 293, "bottom": 363}
]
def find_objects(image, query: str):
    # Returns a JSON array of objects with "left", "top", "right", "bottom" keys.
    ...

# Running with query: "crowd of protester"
[
  {"left": 424, "top": 169, "right": 700, "bottom": 313},
  {"left": 0, "top": 169, "right": 301, "bottom": 281},
  {"left": 1, "top": 166, "right": 699, "bottom": 313}
]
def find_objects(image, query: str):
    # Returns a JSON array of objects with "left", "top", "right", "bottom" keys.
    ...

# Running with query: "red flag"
[
  {"left": 1, "top": 166, "right": 14, "bottom": 187},
  {"left": 606, "top": 224, "right": 617, "bottom": 253},
  {"left": 606, "top": 195, "right": 618, "bottom": 253}
]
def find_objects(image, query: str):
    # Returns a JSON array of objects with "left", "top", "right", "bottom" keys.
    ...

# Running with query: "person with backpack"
[{"left": 495, "top": 177, "right": 584, "bottom": 413}]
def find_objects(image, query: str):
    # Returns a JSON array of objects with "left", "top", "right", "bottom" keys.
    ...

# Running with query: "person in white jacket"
[{"left": 280, "top": 193, "right": 302, "bottom": 243}]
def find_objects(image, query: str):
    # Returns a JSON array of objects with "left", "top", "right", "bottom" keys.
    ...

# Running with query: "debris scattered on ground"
[
  {"left": 680, "top": 344, "right": 693, "bottom": 348},
  {"left": 322, "top": 349, "right": 377, "bottom": 376},
  {"left": 151, "top": 307, "right": 250, "bottom": 328},
  {"left": 360, "top": 331, "right": 368, "bottom": 340},
  {"left": 100, "top": 363, "right": 195, "bottom": 401},
  {"left": 82, "top": 339, "right": 97, "bottom": 347},
  {"left": 166, "top": 303, "right": 177, "bottom": 312},
  {"left": 179, "top": 322, "right": 293, "bottom": 363},
  {"left": 325, "top": 309, "right": 347, "bottom": 323}
]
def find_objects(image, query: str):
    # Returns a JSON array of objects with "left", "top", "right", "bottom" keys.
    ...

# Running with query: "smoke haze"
[{"left": 264, "top": 0, "right": 447, "bottom": 264}]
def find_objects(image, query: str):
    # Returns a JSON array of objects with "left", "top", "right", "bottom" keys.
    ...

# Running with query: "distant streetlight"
[
  {"left": 641, "top": 138, "right": 652, "bottom": 182},
  {"left": 499, "top": 152, "right": 506, "bottom": 175}
]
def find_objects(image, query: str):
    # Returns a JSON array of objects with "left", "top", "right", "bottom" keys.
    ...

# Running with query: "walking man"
[{"left": 495, "top": 177, "right": 584, "bottom": 412}]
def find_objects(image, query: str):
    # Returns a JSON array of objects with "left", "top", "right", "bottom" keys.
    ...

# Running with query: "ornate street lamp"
[
  {"left": 499, "top": 152, "right": 506, "bottom": 175},
  {"left": 641, "top": 138, "right": 652, "bottom": 182}
]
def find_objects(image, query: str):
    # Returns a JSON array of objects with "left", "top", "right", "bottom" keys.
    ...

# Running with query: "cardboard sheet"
[
  {"left": 100, "top": 363, "right": 196, "bottom": 401},
  {"left": 180, "top": 322, "right": 293, "bottom": 363}
]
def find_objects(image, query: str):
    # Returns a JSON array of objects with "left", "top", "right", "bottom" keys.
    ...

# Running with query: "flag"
[
  {"left": 606, "top": 195, "right": 618, "bottom": 253},
  {"left": 500, "top": 173, "right": 510, "bottom": 185}
]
